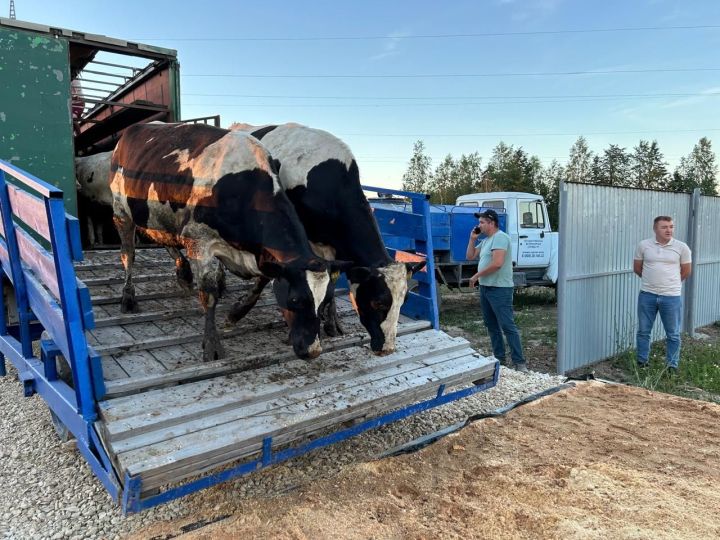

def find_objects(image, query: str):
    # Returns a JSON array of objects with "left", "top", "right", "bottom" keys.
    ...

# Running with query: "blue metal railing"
[
  {"left": 0, "top": 158, "right": 119, "bottom": 498},
  {"left": 0, "top": 167, "right": 495, "bottom": 513},
  {"left": 363, "top": 185, "right": 440, "bottom": 329}
]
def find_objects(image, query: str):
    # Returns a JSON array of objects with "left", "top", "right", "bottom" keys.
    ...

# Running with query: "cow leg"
[
  {"left": 321, "top": 296, "right": 345, "bottom": 337},
  {"left": 87, "top": 216, "right": 96, "bottom": 247},
  {"left": 114, "top": 214, "right": 139, "bottom": 313},
  {"left": 227, "top": 276, "right": 270, "bottom": 324},
  {"left": 166, "top": 247, "right": 194, "bottom": 291},
  {"left": 197, "top": 259, "right": 226, "bottom": 361}
]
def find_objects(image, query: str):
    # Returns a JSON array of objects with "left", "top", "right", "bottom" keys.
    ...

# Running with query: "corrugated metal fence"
[{"left": 557, "top": 182, "right": 720, "bottom": 373}]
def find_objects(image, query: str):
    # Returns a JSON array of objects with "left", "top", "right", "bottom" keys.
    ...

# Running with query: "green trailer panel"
[{"left": 0, "top": 27, "right": 77, "bottom": 214}]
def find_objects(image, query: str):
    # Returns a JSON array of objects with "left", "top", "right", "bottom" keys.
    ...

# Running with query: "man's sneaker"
[{"left": 513, "top": 363, "right": 529, "bottom": 373}]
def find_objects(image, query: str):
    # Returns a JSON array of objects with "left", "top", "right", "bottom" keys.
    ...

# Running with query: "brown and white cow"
[
  {"left": 229, "top": 123, "right": 425, "bottom": 356},
  {"left": 109, "top": 122, "right": 335, "bottom": 361}
]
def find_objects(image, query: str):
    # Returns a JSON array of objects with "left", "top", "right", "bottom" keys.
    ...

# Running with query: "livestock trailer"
[
  {"left": 0, "top": 165, "right": 499, "bottom": 512},
  {"left": 0, "top": 17, "right": 181, "bottom": 217}
]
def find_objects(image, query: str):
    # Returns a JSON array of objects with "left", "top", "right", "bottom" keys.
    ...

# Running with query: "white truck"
[{"left": 455, "top": 192, "right": 559, "bottom": 287}]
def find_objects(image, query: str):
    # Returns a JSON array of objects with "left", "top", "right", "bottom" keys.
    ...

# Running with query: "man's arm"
[
  {"left": 466, "top": 232, "right": 480, "bottom": 260},
  {"left": 469, "top": 249, "right": 506, "bottom": 287},
  {"left": 680, "top": 262, "right": 691, "bottom": 281},
  {"left": 633, "top": 259, "right": 643, "bottom": 277}
]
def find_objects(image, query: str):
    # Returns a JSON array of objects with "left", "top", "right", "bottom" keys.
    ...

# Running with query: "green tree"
[
  {"left": 671, "top": 137, "right": 718, "bottom": 195},
  {"left": 567, "top": 136, "right": 594, "bottom": 183},
  {"left": 401, "top": 140, "right": 433, "bottom": 193},
  {"left": 485, "top": 142, "right": 537, "bottom": 193},
  {"left": 631, "top": 140, "right": 668, "bottom": 189},
  {"left": 429, "top": 154, "right": 457, "bottom": 204},
  {"left": 599, "top": 144, "right": 632, "bottom": 186},
  {"left": 537, "top": 159, "right": 564, "bottom": 229}
]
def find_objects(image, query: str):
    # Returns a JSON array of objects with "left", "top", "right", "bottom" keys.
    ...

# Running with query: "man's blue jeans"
[
  {"left": 636, "top": 291, "right": 682, "bottom": 368},
  {"left": 479, "top": 285, "right": 525, "bottom": 365}
]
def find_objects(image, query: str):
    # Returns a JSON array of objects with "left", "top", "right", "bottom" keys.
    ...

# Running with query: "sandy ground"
[{"left": 131, "top": 382, "right": 720, "bottom": 540}]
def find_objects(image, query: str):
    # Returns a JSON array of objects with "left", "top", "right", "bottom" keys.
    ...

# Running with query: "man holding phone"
[{"left": 467, "top": 209, "right": 527, "bottom": 372}]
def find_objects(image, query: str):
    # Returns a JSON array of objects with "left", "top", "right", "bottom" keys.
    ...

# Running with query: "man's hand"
[{"left": 469, "top": 273, "right": 480, "bottom": 288}]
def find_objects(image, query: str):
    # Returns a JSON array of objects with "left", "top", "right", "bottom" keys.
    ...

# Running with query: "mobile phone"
[{"left": 473, "top": 226, "right": 481, "bottom": 234}]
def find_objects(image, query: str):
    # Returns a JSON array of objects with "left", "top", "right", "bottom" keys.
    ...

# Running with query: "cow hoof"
[
  {"left": 323, "top": 322, "right": 344, "bottom": 338},
  {"left": 120, "top": 296, "right": 139, "bottom": 314},
  {"left": 202, "top": 337, "right": 225, "bottom": 361}
]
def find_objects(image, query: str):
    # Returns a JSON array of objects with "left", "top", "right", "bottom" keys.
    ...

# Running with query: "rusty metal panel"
[
  {"left": 557, "top": 182, "right": 692, "bottom": 374},
  {"left": 692, "top": 195, "right": 720, "bottom": 329},
  {"left": 0, "top": 27, "right": 77, "bottom": 214}
]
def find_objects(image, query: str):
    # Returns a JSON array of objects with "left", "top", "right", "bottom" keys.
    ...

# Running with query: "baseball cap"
[{"left": 474, "top": 209, "right": 499, "bottom": 224}]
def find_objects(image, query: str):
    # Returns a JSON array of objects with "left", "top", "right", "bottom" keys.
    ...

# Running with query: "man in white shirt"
[{"left": 633, "top": 216, "right": 692, "bottom": 373}]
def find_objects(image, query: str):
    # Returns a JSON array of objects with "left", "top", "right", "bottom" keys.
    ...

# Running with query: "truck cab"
[{"left": 455, "top": 192, "right": 558, "bottom": 286}]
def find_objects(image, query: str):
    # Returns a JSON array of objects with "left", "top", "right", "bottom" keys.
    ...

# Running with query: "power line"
[
  {"left": 131, "top": 24, "right": 720, "bottom": 42},
  {"left": 183, "top": 67, "right": 720, "bottom": 79},
  {"left": 182, "top": 91, "right": 720, "bottom": 101},
  {"left": 333, "top": 128, "right": 720, "bottom": 138}
]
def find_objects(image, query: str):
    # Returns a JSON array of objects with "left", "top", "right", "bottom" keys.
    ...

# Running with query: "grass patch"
[{"left": 613, "top": 339, "right": 720, "bottom": 401}]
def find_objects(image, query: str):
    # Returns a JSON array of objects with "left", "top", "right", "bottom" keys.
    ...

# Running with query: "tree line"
[{"left": 401, "top": 137, "right": 719, "bottom": 228}]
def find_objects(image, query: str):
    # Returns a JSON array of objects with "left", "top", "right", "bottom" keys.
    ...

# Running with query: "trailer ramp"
[{"left": 77, "top": 249, "right": 497, "bottom": 507}]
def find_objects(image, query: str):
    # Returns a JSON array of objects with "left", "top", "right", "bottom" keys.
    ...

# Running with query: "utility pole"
[{"left": 9, "top": 0, "right": 16, "bottom": 19}]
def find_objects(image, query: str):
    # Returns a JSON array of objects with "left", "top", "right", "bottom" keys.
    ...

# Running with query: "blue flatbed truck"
[
  {"left": 370, "top": 193, "right": 558, "bottom": 291},
  {"left": 0, "top": 20, "right": 499, "bottom": 514}
]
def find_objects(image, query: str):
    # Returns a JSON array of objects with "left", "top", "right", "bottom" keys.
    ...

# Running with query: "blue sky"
[{"left": 11, "top": 0, "right": 720, "bottom": 188}]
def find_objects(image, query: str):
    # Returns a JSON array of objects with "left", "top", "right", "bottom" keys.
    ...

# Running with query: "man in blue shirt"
[{"left": 467, "top": 209, "right": 528, "bottom": 372}]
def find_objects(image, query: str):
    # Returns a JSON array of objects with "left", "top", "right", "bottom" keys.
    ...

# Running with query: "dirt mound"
[{"left": 132, "top": 382, "right": 720, "bottom": 539}]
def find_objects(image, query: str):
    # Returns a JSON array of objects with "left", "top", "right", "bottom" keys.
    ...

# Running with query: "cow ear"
[
  {"left": 405, "top": 261, "right": 427, "bottom": 278},
  {"left": 259, "top": 261, "right": 285, "bottom": 278},
  {"left": 348, "top": 266, "right": 373, "bottom": 284}
]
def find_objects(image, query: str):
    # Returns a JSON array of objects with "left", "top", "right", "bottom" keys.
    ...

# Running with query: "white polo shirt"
[{"left": 634, "top": 237, "right": 691, "bottom": 297}]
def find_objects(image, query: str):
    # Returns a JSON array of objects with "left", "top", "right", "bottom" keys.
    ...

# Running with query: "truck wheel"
[{"left": 50, "top": 410, "right": 75, "bottom": 443}]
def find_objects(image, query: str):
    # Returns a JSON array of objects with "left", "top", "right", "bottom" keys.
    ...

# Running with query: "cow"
[
  {"left": 228, "top": 123, "right": 425, "bottom": 356},
  {"left": 109, "top": 122, "right": 338, "bottom": 361},
  {"left": 75, "top": 151, "right": 114, "bottom": 246}
]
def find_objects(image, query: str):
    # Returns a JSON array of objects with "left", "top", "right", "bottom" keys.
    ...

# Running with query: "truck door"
[{"left": 516, "top": 199, "right": 551, "bottom": 267}]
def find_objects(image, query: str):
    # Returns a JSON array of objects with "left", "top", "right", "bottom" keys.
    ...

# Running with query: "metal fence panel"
[
  {"left": 557, "top": 182, "right": 692, "bottom": 374},
  {"left": 692, "top": 195, "right": 720, "bottom": 329}
]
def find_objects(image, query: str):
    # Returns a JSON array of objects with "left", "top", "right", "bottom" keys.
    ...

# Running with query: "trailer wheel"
[{"left": 50, "top": 410, "right": 75, "bottom": 443}]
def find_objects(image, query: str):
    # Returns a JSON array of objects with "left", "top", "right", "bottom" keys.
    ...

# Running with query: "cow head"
[
  {"left": 348, "top": 261, "right": 426, "bottom": 355},
  {"left": 262, "top": 259, "right": 331, "bottom": 359}
]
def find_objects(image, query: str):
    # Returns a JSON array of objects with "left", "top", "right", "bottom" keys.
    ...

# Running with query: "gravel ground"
[{"left": 0, "top": 363, "right": 564, "bottom": 540}]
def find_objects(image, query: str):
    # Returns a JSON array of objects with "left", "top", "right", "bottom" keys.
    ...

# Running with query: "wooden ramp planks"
[
  {"left": 80, "top": 248, "right": 495, "bottom": 496},
  {"left": 95, "top": 330, "right": 495, "bottom": 490}
]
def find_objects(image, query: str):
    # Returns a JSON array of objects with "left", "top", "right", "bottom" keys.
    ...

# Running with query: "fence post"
[
  {"left": 683, "top": 188, "right": 701, "bottom": 336},
  {"left": 555, "top": 180, "right": 569, "bottom": 374}
]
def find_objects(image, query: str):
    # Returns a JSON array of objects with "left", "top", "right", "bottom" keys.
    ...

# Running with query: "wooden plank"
[
  {"left": 82, "top": 272, "right": 175, "bottom": 287},
  {"left": 89, "top": 282, "right": 247, "bottom": 306},
  {"left": 140, "top": 367, "right": 496, "bottom": 492},
  {"left": 101, "top": 319, "right": 431, "bottom": 397},
  {"left": 118, "top": 352, "right": 494, "bottom": 479},
  {"left": 114, "top": 350, "right": 169, "bottom": 378},
  {"left": 7, "top": 183, "right": 51, "bottom": 241},
  {"left": 102, "top": 339, "right": 473, "bottom": 446},
  {"left": 101, "top": 357, "right": 130, "bottom": 381},
  {"left": 99, "top": 330, "right": 465, "bottom": 427},
  {"left": 15, "top": 227, "right": 60, "bottom": 299}
]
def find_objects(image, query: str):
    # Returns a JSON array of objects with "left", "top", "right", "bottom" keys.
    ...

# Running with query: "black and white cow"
[
  {"left": 75, "top": 151, "right": 113, "bottom": 246},
  {"left": 229, "top": 123, "right": 425, "bottom": 355},
  {"left": 109, "top": 122, "right": 336, "bottom": 361}
]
